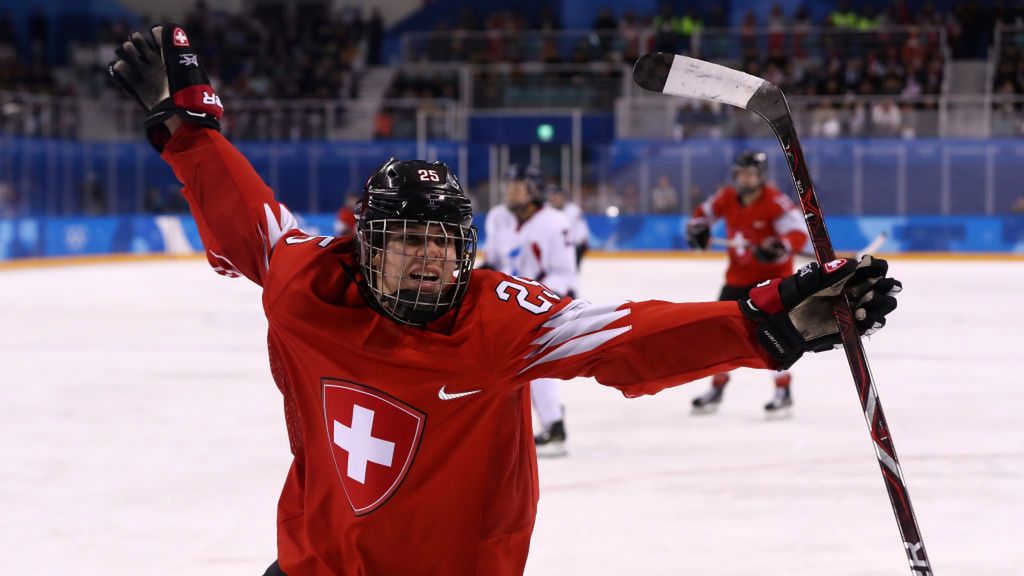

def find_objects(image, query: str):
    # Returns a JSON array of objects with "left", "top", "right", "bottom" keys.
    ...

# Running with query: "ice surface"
[{"left": 1, "top": 256, "right": 1021, "bottom": 575}]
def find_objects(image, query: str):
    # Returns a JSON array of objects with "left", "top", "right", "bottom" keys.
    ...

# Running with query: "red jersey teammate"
[
  {"left": 687, "top": 151, "right": 810, "bottom": 417},
  {"left": 109, "top": 25, "right": 902, "bottom": 576}
]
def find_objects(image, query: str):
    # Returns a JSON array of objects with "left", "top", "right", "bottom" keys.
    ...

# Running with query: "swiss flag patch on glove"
[{"left": 109, "top": 23, "right": 222, "bottom": 150}]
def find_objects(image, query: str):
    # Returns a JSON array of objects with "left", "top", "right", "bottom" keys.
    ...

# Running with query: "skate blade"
[
  {"left": 691, "top": 404, "right": 720, "bottom": 415},
  {"left": 536, "top": 442, "right": 568, "bottom": 458},
  {"left": 764, "top": 406, "right": 793, "bottom": 420}
]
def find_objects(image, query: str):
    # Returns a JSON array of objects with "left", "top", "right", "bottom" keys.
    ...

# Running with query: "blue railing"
[{"left": 4, "top": 137, "right": 1024, "bottom": 219}]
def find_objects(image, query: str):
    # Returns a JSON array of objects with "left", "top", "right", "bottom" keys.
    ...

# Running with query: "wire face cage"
[{"left": 357, "top": 218, "right": 478, "bottom": 326}]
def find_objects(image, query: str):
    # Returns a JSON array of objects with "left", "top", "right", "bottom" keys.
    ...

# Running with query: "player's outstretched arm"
[
  {"left": 490, "top": 275, "right": 773, "bottom": 397},
  {"left": 108, "top": 24, "right": 299, "bottom": 286},
  {"left": 494, "top": 256, "right": 900, "bottom": 397}
]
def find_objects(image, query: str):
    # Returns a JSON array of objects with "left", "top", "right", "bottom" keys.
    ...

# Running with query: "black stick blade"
[
  {"left": 633, "top": 52, "right": 768, "bottom": 111},
  {"left": 632, "top": 53, "right": 674, "bottom": 93}
]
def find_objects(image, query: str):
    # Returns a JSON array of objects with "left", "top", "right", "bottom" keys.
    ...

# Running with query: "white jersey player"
[
  {"left": 485, "top": 164, "right": 578, "bottom": 456},
  {"left": 546, "top": 183, "right": 590, "bottom": 268},
  {"left": 482, "top": 203, "right": 516, "bottom": 270}
]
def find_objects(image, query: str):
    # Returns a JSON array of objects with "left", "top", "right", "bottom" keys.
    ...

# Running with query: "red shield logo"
[
  {"left": 172, "top": 27, "right": 190, "bottom": 47},
  {"left": 824, "top": 258, "right": 848, "bottom": 274},
  {"left": 322, "top": 379, "right": 426, "bottom": 516}
]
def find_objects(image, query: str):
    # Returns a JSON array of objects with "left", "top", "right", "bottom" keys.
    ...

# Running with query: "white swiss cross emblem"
[
  {"left": 323, "top": 379, "right": 425, "bottom": 516},
  {"left": 172, "top": 27, "right": 190, "bottom": 47}
]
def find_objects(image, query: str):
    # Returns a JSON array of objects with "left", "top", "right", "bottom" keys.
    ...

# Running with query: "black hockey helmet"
[
  {"left": 504, "top": 163, "right": 547, "bottom": 207},
  {"left": 544, "top": 181, "right": 567, "bottom": 208},
  {"left": 732, "top": 150, "right": 768, "bottom": 197},
  {"left": 732, "top": 150, "right": 768, "bottom": 176},
  {"left": 356, "top": 158, "right": 478, "bottom": 327}
]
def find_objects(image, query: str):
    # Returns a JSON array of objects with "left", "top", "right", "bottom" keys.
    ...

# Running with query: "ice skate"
[
  {"left": 691, "top": 386, "right": 725, "bottom": 414},
  {"left": 692, "top": 373, "right": 729, "bottom": 415},
  {"left": 764, "top": 386, "right": 793, "bottom": 420},
  {"left": 534, "top": 420, "right": 567, "bottom": 458}
]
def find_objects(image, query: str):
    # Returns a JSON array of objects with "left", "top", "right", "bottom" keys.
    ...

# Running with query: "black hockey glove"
[
  {"left": 686, "top": 217, "right": 710, "bottom": 250},
  {"left": 740, "top": 255, "right": 901, "bottom": 369},
  {"left": 108, "top": 24, "right": 222, "bottom": 151},
  {"left": 754, "top": 236, "right": 791, "bottom": 263}
]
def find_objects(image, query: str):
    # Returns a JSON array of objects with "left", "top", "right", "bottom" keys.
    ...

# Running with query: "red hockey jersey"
[
  {"left": 162, "top": 125, "right": 775, "bottom": 576},
  {"left": 693, "top": 185, "right": 808, "bottom": 286}
]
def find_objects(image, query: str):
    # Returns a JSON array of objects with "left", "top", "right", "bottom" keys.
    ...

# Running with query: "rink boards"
[{"left": 2, "top": 213, "right": 1024, "bottom": 261}]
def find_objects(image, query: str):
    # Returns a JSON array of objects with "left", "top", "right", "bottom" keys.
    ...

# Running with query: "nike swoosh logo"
[{"left": 438, "top": 385, "right": 482, "bottom": 401}]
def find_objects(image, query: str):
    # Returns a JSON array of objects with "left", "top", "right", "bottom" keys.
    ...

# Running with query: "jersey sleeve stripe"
[
  {"left": 773, "top": 208, "right": 806, "bottom": 237},
  {"left": 530, "top": 301, "right": 631, "bottom": 351},
  {"left": 700, "top": 197, "right": 716, "bottom": 218},
  {"left": 264, "top": 203, "right": 300, "bottom": 252},
  {"left": 518, "top": 325, "right": 633, "bottom": 374},
  {"left": 208, "top": 249, "right": 242, "bottom": 277}
]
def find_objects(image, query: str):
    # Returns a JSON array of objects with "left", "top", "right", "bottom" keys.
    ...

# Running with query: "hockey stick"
[
  {"left": 708, "top": 231, "right": 888, "bottom": 259},
  {"left": 635, "top": 53, "right": 931, "bottom": 575}
]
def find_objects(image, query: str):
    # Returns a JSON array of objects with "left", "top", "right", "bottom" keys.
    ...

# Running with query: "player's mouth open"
[{"left": 408, "top": 269, "right": 444, "bottom": 290}]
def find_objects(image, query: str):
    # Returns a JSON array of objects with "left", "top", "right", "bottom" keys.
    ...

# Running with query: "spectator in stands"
[
  {"left": 651, "top": 176, "right": 679, "bottom": 213},
  {"left": 592, "top": 7, "right": 617, "bottom": 52},
  {"left": 652, "top": 5, "right": 681, "bottom": 54},
  {"left": 619, "top": 10, "right": 643, "bottom": 64},
  {"left": 791, "top": 7, "right": 812, "bottom": 58},
  {"left": 740, "top": 10, "right": 758, "bottom": 55},
  {"left": 620, "top": 183, "right": 641, "bottom": 213},
  {"left": 368, "top": 8, "right": 384, "bottom": 66},
  {"left": 538, "top": 7, "right": 561, "bottom": 31},
  {"left": 992, "top": 79, "right": 1023, "bottom": 135},
  {"left": 767, "top": 4, "right": 787, "bottom": 54},
  {"left": 811, "top": 103, "right": 843, "bottom": 138},
  {"left": 871, "top": 99, "right": 903, "bottom": 135},
  {"left": 0, "top": 181, "right": 18, "bottom": 217}
]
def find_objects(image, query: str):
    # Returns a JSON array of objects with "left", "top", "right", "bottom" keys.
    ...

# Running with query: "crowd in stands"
[
  {"left": 376, "top": 69, "right": 462, "bottom": 139},
  {"left": 176, "top": 1, "right": 381, "bottom": 101},
  {"left": 4, "top": 1, "right": 1024, "bottom": 140},
  {"left": 1, "top": 1, "right": 384, "bottom": 139},
  {"left": 0, "top": 10, "right": 59, "bottom": 94},
  {"left": 993, "top": 34, "right": 1024, "bottom": 134}
]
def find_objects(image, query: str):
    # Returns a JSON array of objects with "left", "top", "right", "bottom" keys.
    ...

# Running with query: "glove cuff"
[
  {"left": 144, "top": 99, "right": 221, "bottom": 152},
  {"left": 747, "top": 278, "right": 785, "bottom": 315},
  {"left": 739, "top": 292, "right": 806, "bottom": 370}
]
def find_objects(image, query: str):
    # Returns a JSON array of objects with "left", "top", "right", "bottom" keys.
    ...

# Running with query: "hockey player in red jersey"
[
  {"left": 687, "top": 150, "right": 811, "bottom": 417},
  {"left": 110, "top": 25, "right": 902, "bottom": 576}
]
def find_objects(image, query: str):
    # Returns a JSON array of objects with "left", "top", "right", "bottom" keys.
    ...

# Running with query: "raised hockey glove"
[
  {"left": 740, "top": 255, "right": 901, "bottom": 369},
  {"left": 686, "top": 217, "right": 710, "bottom": 250},
  {"left": 108, "top": 24, "right": 222, "bottom": 150},
  {"left": 754, "top": 236, "right": 791, "bottom": 263}
]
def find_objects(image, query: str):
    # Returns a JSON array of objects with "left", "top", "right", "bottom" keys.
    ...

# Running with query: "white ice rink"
[{"left": 2, "top": 255, "right": 1022, "bottom": 575}]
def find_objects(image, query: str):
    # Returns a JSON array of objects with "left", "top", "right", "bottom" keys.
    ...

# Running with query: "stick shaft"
[{"left": 766, "top": 115, "right": 932, "bottom": 576}]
